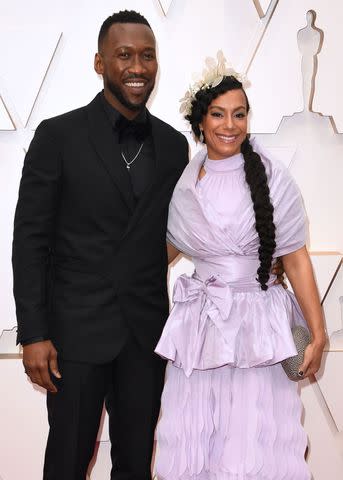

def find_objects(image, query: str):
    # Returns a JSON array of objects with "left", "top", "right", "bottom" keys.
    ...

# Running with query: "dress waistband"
[{"left": 193, "top": 256, "right": 276, "bottom": 288}]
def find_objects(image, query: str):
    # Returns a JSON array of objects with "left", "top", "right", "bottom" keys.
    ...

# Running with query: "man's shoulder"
[
  {"left": 40, "top": 93, "right": 101, "bottom": 130},
  {"left": 42, "top": 105, "right": 87, "bottom": 129},
  {"left": 149, "top": 113, "right": 187, "bottom": 144}
]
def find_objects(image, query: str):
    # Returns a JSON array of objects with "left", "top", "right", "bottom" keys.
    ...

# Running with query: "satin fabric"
[
  {"left": 156, "top": 143, "right": 308, "bottom": 375},
  {"left": 155, "top": 142, "right": 310, "bottom": 480}
]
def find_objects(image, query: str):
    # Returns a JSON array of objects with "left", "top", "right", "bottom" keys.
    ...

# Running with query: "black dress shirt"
[{"left": 100, "top": 92, "right": 156, "bottom": 201}]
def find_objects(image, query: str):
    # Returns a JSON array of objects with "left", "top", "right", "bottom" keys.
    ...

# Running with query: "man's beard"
[{"left": 107, "top": 79, "right": 154, "bottom": 112}]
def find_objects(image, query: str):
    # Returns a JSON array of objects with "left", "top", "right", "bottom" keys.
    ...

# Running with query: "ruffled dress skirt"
[
  {"left": 155, "top": 362, "right": 308, "bottom": 480},
  {"left": 154, "top": 273, "right": 310, "bottom": 480}
]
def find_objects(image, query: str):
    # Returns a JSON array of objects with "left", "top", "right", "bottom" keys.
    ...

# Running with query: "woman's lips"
[{"left": 216, "top": 134, "right": 238, "bottom": 144}]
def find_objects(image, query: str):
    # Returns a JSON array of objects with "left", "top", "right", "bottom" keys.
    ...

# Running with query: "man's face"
[{"left": 95, "top": 23, "right": 158, "bottom": 118}]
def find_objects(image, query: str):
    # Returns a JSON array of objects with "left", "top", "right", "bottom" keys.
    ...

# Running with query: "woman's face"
[{"left": 200, "top": 88, "right": 248, "bottom": 160}]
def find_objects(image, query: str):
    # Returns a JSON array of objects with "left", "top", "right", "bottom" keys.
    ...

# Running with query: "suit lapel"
[
  {"left": 122, "top": 114, "right": 169, "bottom": 238},
  {"left": 86, "top": 93, "right": 135, "bottom": 213}
]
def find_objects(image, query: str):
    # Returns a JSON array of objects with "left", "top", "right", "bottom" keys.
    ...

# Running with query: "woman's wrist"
[{"left": 311, "top": 329, "right": 326, "bottom": 347}]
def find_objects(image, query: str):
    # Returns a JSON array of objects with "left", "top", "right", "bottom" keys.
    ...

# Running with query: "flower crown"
[{"left": 179, "top": 50, "right": 249, "bottom": 116}]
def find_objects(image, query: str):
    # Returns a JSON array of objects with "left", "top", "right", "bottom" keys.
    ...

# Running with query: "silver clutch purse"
[{"left": 281, "top": 325, "right": 311, "bottom": 381}]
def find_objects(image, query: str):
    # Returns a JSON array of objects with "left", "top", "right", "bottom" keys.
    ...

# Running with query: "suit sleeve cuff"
[{"left": 21, "top": 336, "right": 49, "bottom": 346}]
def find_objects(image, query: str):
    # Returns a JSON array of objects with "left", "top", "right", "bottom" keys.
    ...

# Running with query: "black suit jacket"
[{"left": 12, "top": 93, "right": 189, "bottom": 364}]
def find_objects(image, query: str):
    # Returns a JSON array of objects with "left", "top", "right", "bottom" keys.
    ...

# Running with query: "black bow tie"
[{"left": 115, "top": 115, "right": 151, "bottom": 143}]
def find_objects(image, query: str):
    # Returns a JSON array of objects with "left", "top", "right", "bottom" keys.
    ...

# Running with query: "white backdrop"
[{"left": 0, "top": 1, "right": 342, "bottom": 479}]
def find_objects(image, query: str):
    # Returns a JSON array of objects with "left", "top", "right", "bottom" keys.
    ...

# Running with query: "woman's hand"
[
  {"left": 298, "top": 335, "right": 326, "bottom": 378},
  {"left": 271, "top": 257, "right": 287, "bottom": 289},
  {"left": 282, "top": 246, "right": 326, "bottom": 379}
]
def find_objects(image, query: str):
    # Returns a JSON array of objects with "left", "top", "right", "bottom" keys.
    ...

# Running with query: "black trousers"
[{"left": 43, "top": 334, "right": 166, "bottom": 480}]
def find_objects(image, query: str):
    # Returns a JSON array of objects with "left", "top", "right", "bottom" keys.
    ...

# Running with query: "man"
[{"left": 12, "top": 10, "right": 188, "bottom": 480}]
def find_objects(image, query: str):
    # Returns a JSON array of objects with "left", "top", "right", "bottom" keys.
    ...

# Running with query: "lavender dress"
[{"left": 154, "top": 145, "right": 311, "bottom": 480}]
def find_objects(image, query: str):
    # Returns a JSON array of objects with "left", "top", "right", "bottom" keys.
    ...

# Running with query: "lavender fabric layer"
[
  {"left": 156, "top": 271, "right": 307, "bottom": 377},
  {"left": 154, "top": 144, "right": 310, "bottom": 479},
  {"left": 156, "top": 363, "right": 309, "bottom": 479},
  {"left": 155, "top": 144, "right": 308, "bottom": 375}
]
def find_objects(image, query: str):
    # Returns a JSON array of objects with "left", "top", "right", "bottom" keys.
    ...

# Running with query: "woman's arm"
[
  {"left": 167, "top": 242, "right": 181, "bottom": 264},
  {"left": 281, "top": 246, "right": 326, "bottom": 378}
]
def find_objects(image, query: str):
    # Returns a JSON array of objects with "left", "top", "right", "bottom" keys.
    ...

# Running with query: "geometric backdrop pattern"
[{"left": 0, "top": 1, "right": 342, "bottom": 479}]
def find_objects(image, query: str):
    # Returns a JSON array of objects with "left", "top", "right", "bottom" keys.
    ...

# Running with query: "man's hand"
[
  {"left": 271, "top": 257, "right": 287, "bottom": 289},
  {"left": 23, "top": 340, "right": 61, "bottom": 393}
]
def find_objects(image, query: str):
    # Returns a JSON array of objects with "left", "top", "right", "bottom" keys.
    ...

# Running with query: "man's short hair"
[{"left": 98, "top": 10, "right": 152, "bottom": 50}]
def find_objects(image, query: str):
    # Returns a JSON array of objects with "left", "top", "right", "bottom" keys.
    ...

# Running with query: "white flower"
[{"left": 179, "top": 51, "right": 250, "bottom": 116}]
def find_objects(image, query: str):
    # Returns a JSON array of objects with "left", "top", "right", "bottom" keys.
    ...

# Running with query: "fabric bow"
[
  {"left": 115, "top": 114, "right": 151, "bottom": 143},
  {"left": 173, "top": 273, "right": 234, "bottom": 322}
]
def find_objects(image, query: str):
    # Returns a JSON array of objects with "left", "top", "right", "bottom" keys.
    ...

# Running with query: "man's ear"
[{"left": 94, "top": 53, "right": 104, "bottom": 75}]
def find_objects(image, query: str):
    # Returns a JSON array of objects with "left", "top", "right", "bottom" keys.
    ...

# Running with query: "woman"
[{"left": 154, "top": 54, "right": 325, "bottom": 480}]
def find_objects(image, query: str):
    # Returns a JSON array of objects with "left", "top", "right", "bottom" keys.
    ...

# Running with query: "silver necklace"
[{"left": 121, "top": 143, "right": 144, "bottom": 170}]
